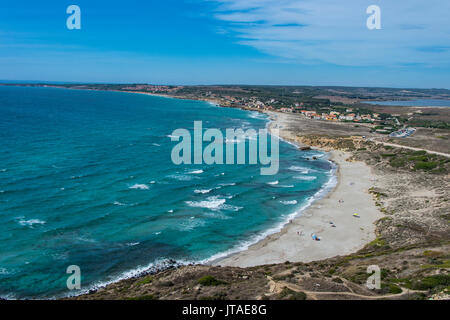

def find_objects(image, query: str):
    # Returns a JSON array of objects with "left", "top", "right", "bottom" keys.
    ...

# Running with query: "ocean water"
[
  {"left": 367, "top": 99, "right": 450, "bottom": 107},
  {"left": 0, "top": 86, "right": 334, "bottom": 299}
]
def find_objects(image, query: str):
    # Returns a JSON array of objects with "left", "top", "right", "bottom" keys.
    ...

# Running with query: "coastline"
[
  {"left": 2, "top": 86, "right": 384, "bottom": 298},
  {"left": 1, "top": 85, "right": 448, "bottom": 300},
  {"left": 214, "top": 111, "right": 383, "bottom": 267},
  {"left": 50, "top": 87, "right": 385, "bottom": 269}
]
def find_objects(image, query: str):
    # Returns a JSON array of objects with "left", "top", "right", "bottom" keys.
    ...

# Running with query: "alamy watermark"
[
  {"left": 66, "top": 5, "right": 81, "bottom": 30},
  {"left": 366, "top": 265, "right": 381, "bottom": 290},
  {"left": 366, "top": 5, "right": 381, "bottom": 30},
  {"left": 66, "top": 265, "right": 81, "bottom": 290},
  {"left": 169, "top": 121, "right": 279, "bottom": 175}
]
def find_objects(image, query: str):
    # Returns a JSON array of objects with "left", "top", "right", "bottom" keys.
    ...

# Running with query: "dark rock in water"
[
  {"left": 312, "top": 156, "right": 318, "bottom": 160},
  {"left": 89, "top": 289, "right": 97, "bottom": 294},
  {"left": 301, "top": 146, "right": 311, "bottom": 151},
  {"left": 306, "top": 158, "right": 310, "bottom": 161}
]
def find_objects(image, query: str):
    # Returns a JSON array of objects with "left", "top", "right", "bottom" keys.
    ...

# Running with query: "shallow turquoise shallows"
[{"left": 0, "top": 86, "right": 334, "bottom": 299}]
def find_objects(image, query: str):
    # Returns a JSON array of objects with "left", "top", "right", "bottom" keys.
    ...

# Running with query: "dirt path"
[
  {"left": 373, "top": 140, "right": 450, "bottom": 158},
  {"left": 267, "top": 276, "right": 423, "bottom": 300}
]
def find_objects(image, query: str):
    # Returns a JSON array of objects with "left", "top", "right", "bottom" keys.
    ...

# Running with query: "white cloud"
[{"left": 209, "top": 0, "right": 450, "bottom": 67}]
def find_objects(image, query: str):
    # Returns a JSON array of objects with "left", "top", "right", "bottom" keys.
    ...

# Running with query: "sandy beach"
[{"left": 215, "top": 112, "right": 384, "bottom": 267}]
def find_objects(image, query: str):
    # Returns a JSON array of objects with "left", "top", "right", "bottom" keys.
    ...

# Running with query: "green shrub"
[
  {"left": 414, "top": 161, "right": 438, "bottom": 171},
  {"left": 409, "top": 150, "right": 427, "bottom": 156},
  {"left": 431, "top": 167, "right": 447, "bottom": 174},
  {"left": 389, "top": 284, "right": 402, "bottom": 294},
  {"left": 390, "top": 159, "right": 406, "bottom": 168},
  {"left": 278, "top": 287, "right": 307, "bottom": 300},
  {"left": 137, "top": 276, "right": 153, "bottom": 286},
  {"left": 348, "top": 271, "right": 370, "bottom": 284},
  {"left": 408, "top": 155, "right": 429, "bottom": 162},
  {"left": 423, "top": 250, "right": 443, "bottom": 257},
  {"left": 368, "top": 238, "right": 386, "bottom": 247},
  {"left": 411, "top": 274, "right": 450, "bottom": 290},
  {"left": 421, "top": 260, "right": 450, "bottom": 269},
  {"left": 197, "top": 275, "right": 227, "bottom": 286}
]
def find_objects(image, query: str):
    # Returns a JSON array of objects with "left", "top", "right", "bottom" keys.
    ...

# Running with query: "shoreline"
[
  {"left": 214, "top": 111, "right": 383, "bottom": 267},
  {"left": 56, "top": 87, "right": 385, "bottom": 268},
  {"left": 3, "top": 86, "right": 384, "bottom": 298}
]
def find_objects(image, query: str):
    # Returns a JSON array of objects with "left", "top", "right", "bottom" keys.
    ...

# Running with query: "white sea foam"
[
  {"left": 167, "top": 174, "right": 193, "bottom": 181},
  {"left": 293, "top": 175, "right": 317, "bottom": 181},
  {"left": 152, "top": 143, "right": 161, "bottom": 147},
  {"left": 178, "top": 217, "right": 206, "bottom": 231},
  {"left": 76, "top": 237, "right": 97, "bottom": 243},
  {"left": 204, "top": 211, "right": 231, "bottom": 220},
  {"left": 113, "top": 201, "right": 126, "bottom": 206},
  {"left": 188, "top": 169, "right": 204, "bottom": 174},
  {"left": 249, "top": 112, "right": 267, "bottom": 120},
  {"left": 168, "top": 210, "right": 174, "bottom": 213},
  {"left": 222, "top": 204, "right": 243, "bottom": 212},
  {"left": 0, "top": 268, "right": 9, "bottom": 275},
  {"left": 218, "top": 182, "right": 236, "bottom": 187},
  {"left": 18, "top": 219, "right": 46, "bottom": 227},
  {"left": 186, "top": 196, "right": 226, "bottom": 210},
  {"left": 280, "top": 200, "right": 298, "bottom": 205},
  {"left": 129, "top": 184, "right": 150, "bottom": 190},
  {"left": 194, "top": 189, "right": 212, "bottom": 194},
  {"left": 288, "top": 166, "right": 310, "bottom": 173},
  {"left": 307, "top": 153, "right": 324, "bottom": 159},
  {"left": 267, "top": 180, "right": 279, "bottom": 185}
]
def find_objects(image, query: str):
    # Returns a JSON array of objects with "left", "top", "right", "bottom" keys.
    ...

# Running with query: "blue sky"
[{"left": 0, "top": 0, "right": 449, "bottom": 88}]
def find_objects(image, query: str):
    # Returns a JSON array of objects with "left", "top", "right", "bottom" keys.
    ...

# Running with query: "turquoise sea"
[{"left": 0, "top": 86, "right": 335, "bottom": 299}]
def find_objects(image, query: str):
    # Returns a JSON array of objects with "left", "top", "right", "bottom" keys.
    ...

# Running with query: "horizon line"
[{"left": 1, "top": 80, "right": 449, "bottom": 91}]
